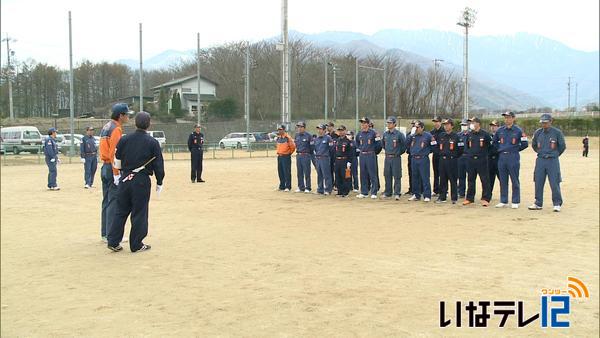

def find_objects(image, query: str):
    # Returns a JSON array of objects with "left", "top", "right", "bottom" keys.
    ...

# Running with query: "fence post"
[
  {"left": 170, "top": 145, "right": 174, "bottom": 160},
  {"left": 231, "top": 146, "right": 234, "bottom": 159},
  {"left": 212, "top": 144, "right": 216, "bottom": 159}
]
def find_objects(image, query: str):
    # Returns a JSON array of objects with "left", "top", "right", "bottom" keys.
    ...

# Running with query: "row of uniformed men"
[{"left": 274, "top": 112, "right": 566, "bottom": 211}]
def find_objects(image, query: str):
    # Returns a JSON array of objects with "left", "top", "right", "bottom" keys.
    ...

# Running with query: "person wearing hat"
[
  {"left": 99, "top": 103, "right": 134, "bottom": 242},
  {"left": 382, "top": 116, "right": 406, "bottom": 200},
  {"left": 275, "top": 124, "right": 296, "bottom": 191},
  {"left": 80, "top": 126, "right": 98, "bottom": 189},
  {"left": 107, "top": 111, "right": 164, "bottom": 253},
  {"left": 430, "top": 116, "right": 444, "bottom": 197},
  {"left": 326, "top": 122, "right": 339, "bottom": 189},
  {"left": 405, "top": 120, "right": 435, "bottom": 201},
  {"left": 492, "top": 111, "right": 529, "bottom": 209},
  {"left": 187, "top": 124, "right": 205, "bottom": 183},
  {"left": 488, "top": 119, "right": 500, "bottom": 198},
  {"left": 404, "top": 120, "right": 417, "bottom": 195},
  {"left": 462, "top": 117, "right": 492, "bottom": 206},
  {"left": 435, "top": 118, "right": 462, "bottom": 204},
  {"left": 294, "top": 121, "right": 314, "bottom": 193},
  {"left": 333, "top": 125, "right": 354, "bottom": 197},
  {"left": 43, "top": 127, "right": 60, "bottom": 191},
  {"left": 356, "top": 117, "right": 382, "bottom": 199},
  {"left": 348, "top": 131, "right": 360, "bottom": 192},
  {"left": 314, "top": 124, "right": 334, "bottom": 195},
  {"left": 529, "top": 114, "right": 566, "bottom": 212},
  {"left": 457, "top": 118, "right": 470, "bottom": 199}
]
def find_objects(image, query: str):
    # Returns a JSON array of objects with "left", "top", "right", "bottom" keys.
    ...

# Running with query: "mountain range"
[{"left": 116, "top": 29, "right": 599, "bottom": 110}]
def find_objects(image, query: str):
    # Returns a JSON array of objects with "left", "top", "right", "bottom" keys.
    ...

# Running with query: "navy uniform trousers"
[
  {"left": 296, "top": 153, "right": 312, "bottom": 191},
  {"left": 190, "top": 149, "right": 203, "bottom": 182},
  {"left": 277, "top": 154, "right": 292, "bottom": 190},
  {"left": 439, "top": 156, "right": 458, "bottom": 201},
  {"left": 534, "top": 157, "right": 563, "bottom": 207},
  {"left": 108, "top": 173, "right": 151, "bottom": 252},
  {"left": 466, "top": 156, "right": 491, "bottom": 202}
]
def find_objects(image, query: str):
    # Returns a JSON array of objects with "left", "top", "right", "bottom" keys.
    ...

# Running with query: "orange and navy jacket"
[
  {"left": 276, "top": 132, "right": 296, "bottom": 155},
  {"left": 99, "top": 120, "right": 123, "bottom": 175}
]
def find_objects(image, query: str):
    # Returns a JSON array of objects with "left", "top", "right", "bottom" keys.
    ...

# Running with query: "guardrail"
[{"left": 0, "top": 142, "right": 279, "bottom": 166}]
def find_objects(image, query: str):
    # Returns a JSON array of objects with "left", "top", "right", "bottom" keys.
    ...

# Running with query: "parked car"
[
  {"left": 57, "top": 133, "right": 84, "bottom": 153},
  {"left": 0, "top": 126, "right": 43, "bottom": 154},
  {"left": 0, "top": 136, "right": 5, "bottom": 154},
  {"left": 252, "top": 132, "right": 272, "bottom": 143},
  {"left": 148, "top": 130, "right": 166, "bottom": 149},
  {"left": 218, "top": 132, "right": 264, "bottom": 149}
]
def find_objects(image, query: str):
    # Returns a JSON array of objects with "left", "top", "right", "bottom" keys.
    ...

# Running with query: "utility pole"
[
  {"left": 567, "top": 76, "right": 571, "bottom": 112},
  {"left": 324, "top": 59, "right": 328, "bottom": 121},
  {"left": 139, "top": 23, "right": 143, "bottom": 112},
  {"left": 68, "top": 11, "right": 75, "bottom": 159},
  {"left": 355, "top": 58, "right": 359, "bottom": 132},
  {"left": 2, "top": 34, "right": 16, "bottom": 119},
  {"left": 332, "top": 63, "right": 337, "bottom": 120},
  {"left": 433, "top": 59, "right": 444, "bottom": 117},
  {"left": 280, "top": 0, "right": 290, "bottom": 129},
  {"left": 457, "top": 7, "right": 476, "bottom": 120},
  {"left": 197, "top": 33, "right": 201, "bottom": 126},
  {"left": 245, "top": 41, "right": 250, "bottom": 149}
]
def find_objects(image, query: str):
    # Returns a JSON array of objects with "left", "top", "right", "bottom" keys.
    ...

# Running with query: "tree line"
[{"left": 0, "top": 39, "right": 465, "bottom": 121}]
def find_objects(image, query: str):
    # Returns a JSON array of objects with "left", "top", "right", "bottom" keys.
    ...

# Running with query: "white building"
[{"left": 152, "top": 75, "right": 218, "bottom": 116}]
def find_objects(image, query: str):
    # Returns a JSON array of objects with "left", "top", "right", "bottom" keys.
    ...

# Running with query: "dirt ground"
[{"left": 1, "top": 137, "right": 598, "bottom": 337}]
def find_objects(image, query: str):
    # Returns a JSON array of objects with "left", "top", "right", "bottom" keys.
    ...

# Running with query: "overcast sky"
[{"left": 2, "top": 0, "right": 598, "bottom": 68}]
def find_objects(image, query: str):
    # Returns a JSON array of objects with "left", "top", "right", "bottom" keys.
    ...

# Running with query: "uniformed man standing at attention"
[
  {"left": 348, "top": 131, "right": 360, "bottom": 192},
  {"left": 436, "top": 118, "right": 462, "bottom": 204},
  {"left": 493, "top": 111, "right": 528, "bottom": 209},
  {"left": 314, "top": 124, "right": 334, "bottom": 195},
  {"left": 430, "top": 116, "right": 444, "bottom": 197},
  {"left": 529, "top": 113, "right": 566, "bottom": 212},
  {"left": 488, "top": 120, "right": 500, "bottom": 198},
  {"left": 187, "top": 124, "right": 205, "bottom": 183},
  {"left": 107, "top": 112, "right": 164, "bottom": 253},
  {"left": 404, "top": 120, "right": 416, "bottom": 195},
  {"left": 462, "top": 117, "right": 492, "bottom": 207},
  {"left": 44, "top": 127, "right": 60, "bottom": 191},
  {"left": 457, "top": 119, "right": 470, "bottom": 199},
  {"left": 294, "top": 121, "right": 313, "bottom": 193},
  {"left": 405, "top": 120, "right": 435, "bottom": 202},
  {"left": 80, "top": 126, "right": 98, "bottom": 189},
  {"left": 275, "top": 124, "right": 296, "bottom": 191},
  {"left": 382, "top": 116, "right": 406, "bottom": 200},
  {"left": 326, "top": 121, "right": 339, "bottom": 189},
  {"left": 356, "top": 117, "right": 382, "bottom": 199},
  {"left": 333, "top": 125, "right": 353, "bottom": 197}
]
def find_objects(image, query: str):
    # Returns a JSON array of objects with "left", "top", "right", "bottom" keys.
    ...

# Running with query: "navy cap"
[
  {"left": 460, "top": 118, "right": 469, "bottom": 126},
  {"left": 432, "top": 116, "right": 442, "bottom": 122},
  {"left": 539, "top": 113, "right": 552, "bottom": 122},
  {"left": 316, "top": 124, "right": 327, "bottom": 129},
  {"left": 468, "top": 117, "right": 481, "bottom": 124},
  {"left": 48, "top": 127, "right": 57, "bottom": 134},
  {"left": 442, "top": 118, "right": 454, "bottom": 125},
  {"left": 112, "top": 103, "right": 134, "bottom": 115},
  {"left": 277, "top": 124, "right": 286, "bottom": 130},
  {"left": 336, "top": 125, "right": 347, "bottom": 131},
  {"left": 359, "top": 116, "right": 370, "bottom": 124},
  {"left": 296, "top": 121, "right": 306, "bottom": 128},
  {"left": 502, "top": 111, "right": 516, "bottom": 118},
  {"left": 386, "top": 116, "right": 397, "bottom": 124}
]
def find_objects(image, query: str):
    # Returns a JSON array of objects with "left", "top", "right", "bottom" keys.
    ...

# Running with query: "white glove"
[
  {"left": 80, "top": 158, "right": 86, "bottom": 163},
  {"left": 410, "top": 127, "right": 417, "bottom": 135},
  {"left": 113, "top": 174, "right": 121, "bottom": 186},
  {"left": 156, "top": 185, "right": 163, "bottom": 197},
  {"left": 346, "top": 162, "right": 351, "bottom": 169},
  {"left": 50, "top": 158, "right": 56, "bottom": 163},
  {"left": 57, "top": 158, "right": 61, "bottom": 164}
]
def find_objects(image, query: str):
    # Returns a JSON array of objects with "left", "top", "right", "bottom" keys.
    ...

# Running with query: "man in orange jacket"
[
  {"left": 275, "top": 124, "right": 296, "bottom": 191},
  {"left": 99, "top": 103, "right": 133, "bottom": 242}
]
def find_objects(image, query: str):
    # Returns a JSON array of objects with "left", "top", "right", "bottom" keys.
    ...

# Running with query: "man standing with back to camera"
[
  {"left": 107, "top": 112, "right": 164, "bottom": 253},
  {"left": 188, "top": 124, "right": 205, "bottom": 183}
]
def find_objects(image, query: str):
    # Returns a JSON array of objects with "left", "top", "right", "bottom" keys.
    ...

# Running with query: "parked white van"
[
  {"left": 148, "top": 131, "right": 166, "bottom": 149},
  {"left": 0, "top": 126, "right": 44, "bottom": 154}
]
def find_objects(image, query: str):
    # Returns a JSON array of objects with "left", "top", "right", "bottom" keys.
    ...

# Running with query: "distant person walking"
[
  {"left": 80, "top": 126, "right": 98, "bottom": 189},
  {"left": 582, "top": 135, "right": 589, "bottom": 157}
]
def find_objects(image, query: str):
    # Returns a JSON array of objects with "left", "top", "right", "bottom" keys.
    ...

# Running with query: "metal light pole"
[
  {"left": 278, "top": 0, "right": 290, "bottom": 129},
  {"left": 68, "top": 11, "right": 75, "bottom": 159},
  {"left": 567, "top": 76, "right": 571, "bottom": 112},
  {"left": 2, "top": 34, "right": 16, "bottom": 119},
  {"left": 324, "top": 59, "right": 328, "bottom": 121},
  {"left": 433, "top": 58, "right": 444, "bottom": 117},
  {"left": 355, "top": 58, "right": 359, "bottom": 132},
  {"left": 139, "top": 23, "right": 143, "bottom": 112},
  {"left": 245, "top": 42, "right": 251, "bottom": 149},
  {"left": 457, "top": 7, "right": 476, "bottom": 120},
  {"left": 331, "top": 62, "right": 338, "bottom": 120},
  {"left": 197, "top": 33, "right": 201, "bottom": 125}
]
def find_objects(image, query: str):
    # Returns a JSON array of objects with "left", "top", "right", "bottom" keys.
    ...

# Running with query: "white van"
[
  {"left": 148, "top": 131, "right": 166, "bottom": 149},
  {"left": 0, "top": 126, "right": 44, "bottom": 154}
]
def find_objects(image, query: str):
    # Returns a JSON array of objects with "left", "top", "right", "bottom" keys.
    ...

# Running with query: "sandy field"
[{"left": 1, "top": 137, "right": 598, "bottom": 337}]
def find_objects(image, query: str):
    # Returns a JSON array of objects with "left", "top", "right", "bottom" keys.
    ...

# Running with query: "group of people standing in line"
[{"left": 274, "top": 112, "right": 569, "bottom": 212}]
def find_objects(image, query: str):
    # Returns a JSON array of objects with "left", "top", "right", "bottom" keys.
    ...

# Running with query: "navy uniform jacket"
[
  {"left": 458, "top": 130, "right": 469, "bottom": 155},
  {"left": 356, "top": 129, "right": 382, "bottom": 154},
  {"left": 438, "top": 131, "right": 462, "bottom": 157},
  {"left": 294, "top": 132, "right": 314, "bottom": 154},
  {"left": 187, "top": 132, "right": 204, "bottom": 152},
  {"left": 80, "top": 135, "right": 97, "bottom": 158},
  {"left": 335, "top": 137, "right": 354, "bottom": 158},
  {"left": 115, "top": 130, "right": 165, "bottom": 185},
  {"left": 532, "top": 127, "right": 566, "bottom": 158},
  {"left": 489, "top": 133, "right": 499, "bottom": 158},
  {"left": 314, "top": 134, "right": 333, "bottom": 157},
  {"left": 464, "top": 129, "right": 492, "bottom": 157},
  {"left": 493, "top": 125, "right": 528, "bottom": 153},
  {"left": 44, "top": 137, "right": 59, "bottom": 160},
  {"left": 382, "top": 128, "right": 407, "bottom": 156},
  {"left": 430, "top": 127, "right": 444, "bottom": 155},
  {"left": 405, "top": 132, "right": 435, "bottom": 157}
]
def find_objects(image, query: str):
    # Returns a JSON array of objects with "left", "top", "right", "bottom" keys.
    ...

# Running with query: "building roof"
[
  {"left": 151, "top": 74, "right": 218, "bottom": 90},
  {"left": 182, "top": 93, "right": 217, "bottom": 102}
]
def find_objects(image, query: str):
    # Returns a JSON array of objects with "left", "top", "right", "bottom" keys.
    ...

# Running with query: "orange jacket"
[
  {"left": 276, "top": 133, "right": 296, "bottom": 155},
  {"left": 99, "top": 120, "right": 123, "bottom": 175}
]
